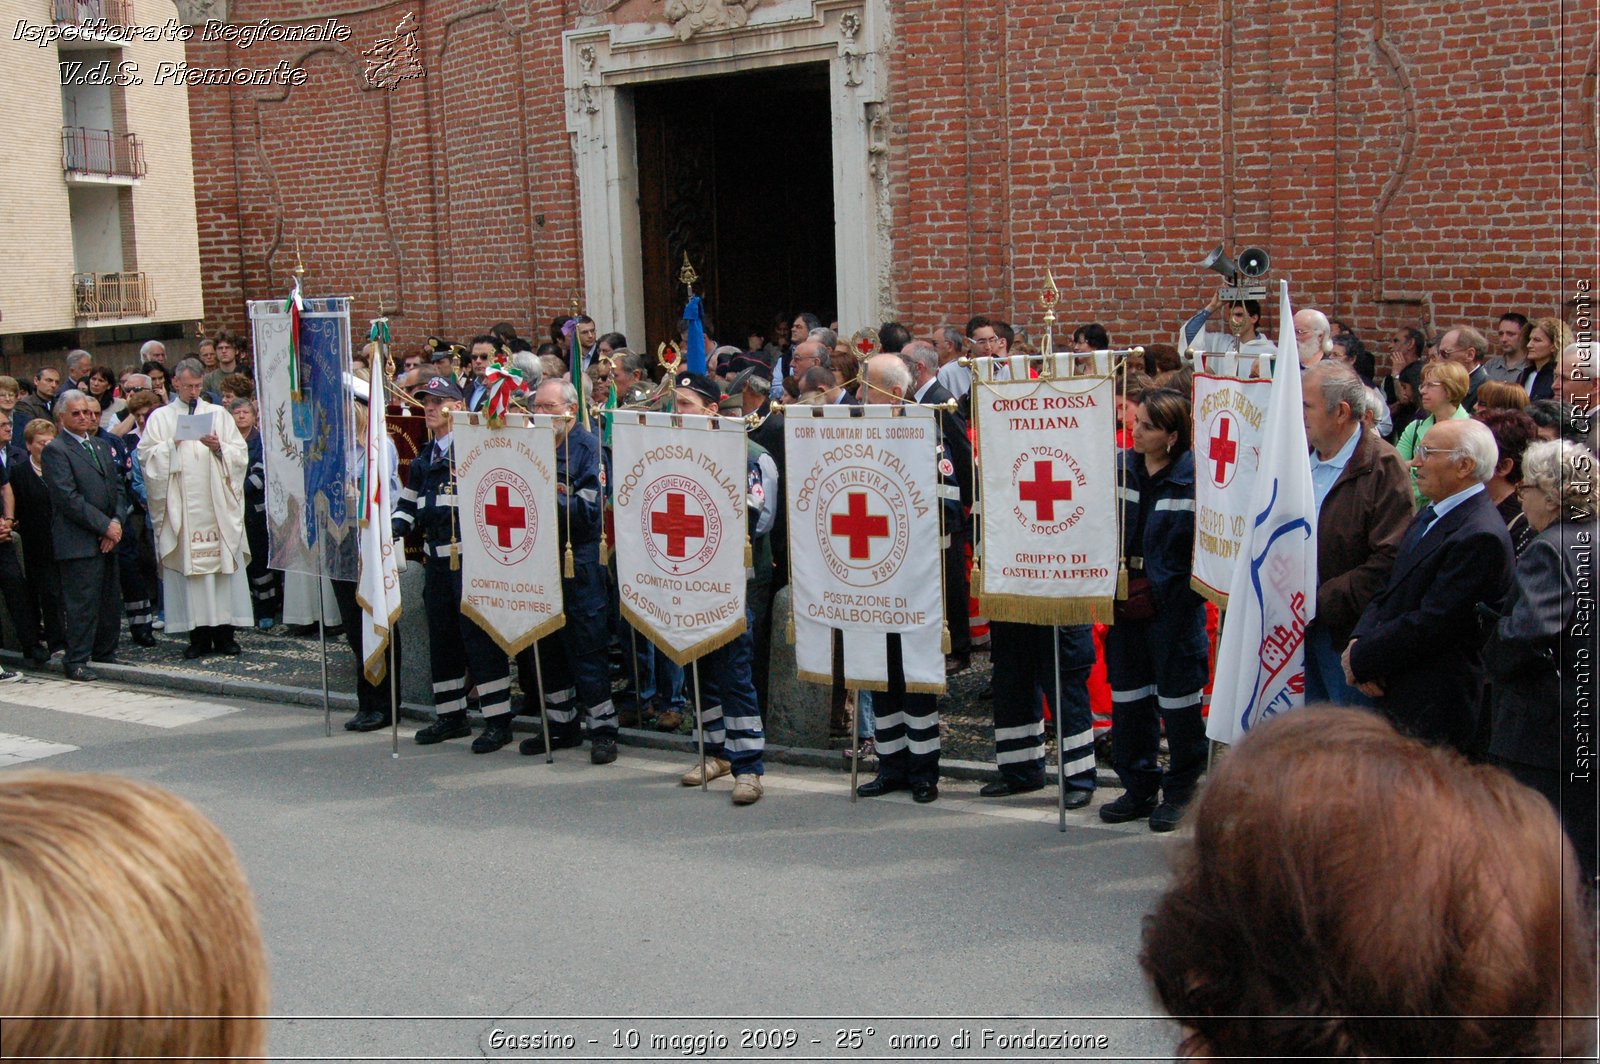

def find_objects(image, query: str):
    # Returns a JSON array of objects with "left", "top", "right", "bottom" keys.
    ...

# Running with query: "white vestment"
[{"left": 137, "top": 399, "right": 253, "bottom": 632}]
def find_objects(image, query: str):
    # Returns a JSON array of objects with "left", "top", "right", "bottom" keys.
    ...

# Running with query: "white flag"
[
  {"left": 357, "top": 383, "right": 403, "bottom": 684},
  {"left": 1190, "top": 372, "right": 1272, "bottom": 605},
  {"left": 1207, "top": 279, "right": 1319, "bottom": 744},
  {"left": 785, "top": 404, "right": 945, "bottom": 693},
  {"left": 611, "top": 411, "right": 749, "bottom": 665}
]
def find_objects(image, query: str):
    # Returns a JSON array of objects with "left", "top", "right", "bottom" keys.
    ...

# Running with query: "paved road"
[{"left": 0, "top": 674, "right": 1182, "bottom": 1062}]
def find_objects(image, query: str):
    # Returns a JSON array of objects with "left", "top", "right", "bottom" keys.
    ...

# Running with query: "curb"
[{"left": 2, "top": 652, "right": 1120, "bottom": 787}]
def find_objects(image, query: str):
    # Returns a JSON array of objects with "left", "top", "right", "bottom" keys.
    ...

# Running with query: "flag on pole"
[
  {"left": 1206, "top": 279, "right": 1319, "bottom": 745},
  {"left": 285, "top": 275, "right": 305, "bottom": 400},
  {"left": 683, "top": 295, "right": 706, "bottom": 376},
  {"left": 357, "top": 325, "right": 402, "bottom": 684}
]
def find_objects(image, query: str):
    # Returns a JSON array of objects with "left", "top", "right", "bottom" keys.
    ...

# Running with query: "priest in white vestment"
[{"left": 136, "top": 358, "right": 252, "bottom": 657}]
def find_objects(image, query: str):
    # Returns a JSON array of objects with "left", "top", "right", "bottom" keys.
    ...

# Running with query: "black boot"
[
  {"left": 183, "top": 628, "right": 213, "bottom": 659},
  {"left": 415, "top": 710, "right": 471, "bottom": 745},
  {"left": 214, "top": 625, "right": 242, "bottom": 655},
  {"left": 471, "top": 714, "right": 515, "bottom": 754},
  {"left": 345, "top": 707, "right": 391, "bottom": 732}
]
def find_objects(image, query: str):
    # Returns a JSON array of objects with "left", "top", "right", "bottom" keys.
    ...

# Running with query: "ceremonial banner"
[
  {"left": 786, "top": 404, "right": 945, "bottom": 693},
  {"left": 1190, "top": 372, "right": 1273, "bottom": 605},
  {"left": 357, "top": 377, "right": 402, "bottom": 685},
  {"left": 611, "top": 411, "right": 748, "bottom": 666},
  {"left": 1207, "top": 280, "right": 1319, "bottom": 745},
  {"left": 450, "top": 411, "right": 565, "bottom": 654},
  {"left": 972, "top": 355, "right": 1118, "bottom": 624},
  {"left": 248, "top": 296, "right": 357, "bottom": 580}
]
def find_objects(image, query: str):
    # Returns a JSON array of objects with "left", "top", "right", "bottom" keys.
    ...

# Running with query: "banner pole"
[
  {"left": 319, "top": 570, "right": 331, "bottom": 737},
  {"left": 848, "top": 687, "right": 860, "bottom": 803},
  {"left": 692, "top": 660, "right": 706, "bottom": 792},
  {"left": 628, "top": 626, "right": 644, "bottom": 729},
  {"left": 389, "top": 632, "right": 399, "bottom": 759},
  {"left": 532, "top": 640, "right": 554, "bottom": 764},
  {"left": 1054, "top": 625, "right": 1066, "bottom": 832}
]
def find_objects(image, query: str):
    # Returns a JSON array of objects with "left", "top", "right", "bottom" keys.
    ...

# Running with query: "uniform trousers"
[
  {"left": 691, "top": 610, "right": 765, "bottom": 776},
  {"left": 116, "top": 515, "right": 154, "bottom": 635},
  {"left": 1104, "top": 601, "right": 1210, "bottom": 804},
  {"left": 332, "top": 577, "right": 404, "bottom": 719},
  {"left": 873, "top": 633, "right": 940, "bottom": 786},
  {"left": 516, "top": 556, "right": 616, "bottom": 739},
  {"left": 423, "top": 557, "right": 510, "bottom": 720},
  {"left": 989, "top": 622, "right": 1096, "bottom": 791}
]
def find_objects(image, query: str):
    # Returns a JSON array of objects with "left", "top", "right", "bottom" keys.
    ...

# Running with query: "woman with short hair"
[{"left": 1396, "top": 359, "right": 1471, "bottom": 507}]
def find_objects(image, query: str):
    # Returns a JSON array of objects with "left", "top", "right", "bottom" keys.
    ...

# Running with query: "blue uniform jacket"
[{"left": 1116, "top": 447, "right": 1200, "bottom": 610}]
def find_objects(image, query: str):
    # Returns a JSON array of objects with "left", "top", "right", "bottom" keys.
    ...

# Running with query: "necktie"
[
  {"left": 81, "top": 437, "right": 104, "bottom": 474},
  {"left": 1401, "top": 504, "right": 1437, "bottom": 557}
]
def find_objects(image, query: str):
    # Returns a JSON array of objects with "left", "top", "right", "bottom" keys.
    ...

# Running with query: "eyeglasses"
[
  {"left": 1414, "top": 445, "right": 1464, "bottom": 461},
  {"left": 532, "top": 401, "right": 567, "bottom": 413},
  {"left": 973, "top": 336, "right": 1003, "bottom": 347}
]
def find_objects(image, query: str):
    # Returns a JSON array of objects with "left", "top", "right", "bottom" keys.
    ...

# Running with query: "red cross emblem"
[
  {"left": 1017, "top": 460, "right": 1074, "bottom": 521},
  {"left": 1210, "top": 413, "right": 1239, "bottom": 486},
  {"left": 829, "top": 491, "right": 890, "bottom": 560},
  {"left": 650, "top": 492, "right": 706, "bottom": 560},
  {"left": 483, "top": 484, "right": 527, "bottom": 548}
]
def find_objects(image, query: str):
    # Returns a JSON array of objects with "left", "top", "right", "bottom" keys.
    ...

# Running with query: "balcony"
[
  {"left": 51, "top": 0, "right": 133, "bottom": 46},
  {"left": 63, "top": 127, "right": 145, "bottom": 184},
  {"left": 74, "top": 271, "right": 155, "bottom": 322}
]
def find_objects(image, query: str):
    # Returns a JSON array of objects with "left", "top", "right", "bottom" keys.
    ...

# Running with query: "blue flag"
[
  {"left": 298, "top": 311, "right": 349, "bottom": 550},
  {"left": 683, "top": 294, "right": 706, "bottom": 375}
]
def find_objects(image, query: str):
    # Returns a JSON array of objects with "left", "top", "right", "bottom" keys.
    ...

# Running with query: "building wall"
[{"left": 186, "top": 0, "right": 1596, "bottom": 357}]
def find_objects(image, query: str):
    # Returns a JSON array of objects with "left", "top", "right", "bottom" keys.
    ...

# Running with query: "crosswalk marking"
[
  {"left": 0, "top": 732, "right": 78, "bottom": 766},
  {"left": 0, "top": 680, "right": 240, "bottom": 729}
]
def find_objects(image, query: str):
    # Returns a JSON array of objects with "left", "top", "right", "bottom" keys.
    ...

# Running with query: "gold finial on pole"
[
  {"left": 293, "top": 242, "right": 306, "bottom": 282},
  {"left": 1039, "top": 269, "right": 1060, "bottom": 359},
  {"left": 570, "top": 293, "right": 582, "bottom": 317},
  {"left": 678, "top": 251, "right": 699, "bottom": 300}
]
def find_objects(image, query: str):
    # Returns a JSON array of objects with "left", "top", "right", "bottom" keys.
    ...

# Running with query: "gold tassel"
[
  {"left": 1116, "top": 565, "right": 1129, "bottom": 599},
  {"left": 449, "top": 541, "right": 460, "bottom": 571},
  {"left": 600, "top": 538, "right": 611, "bottom": 566},
  {"left": 785, "top": 616, "right": 795, "bottom": 644},
  {"left": 564, "top": 543, "right": 575, "bottom": 579},
  {"left": 941, "top": 625, "right": 952, "bottom": 654},
  {"left": 744, "top": 538, "right": 753, "bottom": 569}
]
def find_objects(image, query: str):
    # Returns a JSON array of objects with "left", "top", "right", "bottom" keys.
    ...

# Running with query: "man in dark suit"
[
  {"left": 40, "top": 390, "right": 124, "bottom": 681},
  {"left": 1343, "top": 418, "right": 1513, "bottom": 754}
]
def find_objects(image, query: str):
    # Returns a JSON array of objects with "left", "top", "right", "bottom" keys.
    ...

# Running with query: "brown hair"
[
  {"left": 1474, "top": 407, "right": 1539, "bottom": 484},
  {"left": 1137, "top": 386, "right": 1192, "bottom": 454},
  {"left": 1473, "top": 378, "right": 1529, "bottom": 413},
  {"left": 1530, "top": 317, "right": 1575, "bottom": 365},
  {"left": 124, "top": 390, "right": 160, "bottom": 420},
  {"left": 22, "top": 418, "right": 55, "bottom": 445},
  {"left": 0, "top": 771, "right": 269, "bottom": 1061},
  {"left": 1141, "top": 709, "right": 1595, "bottom": 1061},
  {"left": 220, "top": 372, "right": 254, "bottom": 400}
]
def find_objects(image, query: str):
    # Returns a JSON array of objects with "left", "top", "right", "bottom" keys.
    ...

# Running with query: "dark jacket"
[
  {"left": 1315, "top": 429, "right": 1413, "bottom": 647},
  {"left": 1486, "top": 519, "right": 1587, "bottom": 770},
  {"left": 553, "top": 422, "right": 603, "bottom": 559},
  {"left": 1117, "top": 448, "right": 1201, "bottom": 610},
  {"left": 1349, "top": 488, "right": 1515, "bottom": 754},
  {"left": 40, "top": 432, "right": 125, "bottom": 562},
  {"left": 918, "top": 378, "right": 974, "bottom": 511}
]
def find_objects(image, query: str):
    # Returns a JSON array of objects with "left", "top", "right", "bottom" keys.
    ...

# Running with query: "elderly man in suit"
[
  {"left": 1342, "top": 418, "right": 1514, "bottom": 754},
  {"left": 41, "top": 390, "right": 125, "bottom": 681}
]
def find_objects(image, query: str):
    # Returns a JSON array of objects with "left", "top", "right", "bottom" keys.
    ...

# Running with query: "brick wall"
[{"left": 188, "top": 0, "right": 1597, "bottom": 359}]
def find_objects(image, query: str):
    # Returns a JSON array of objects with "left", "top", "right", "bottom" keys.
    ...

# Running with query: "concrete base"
[{"left": 762, "top": 584, "right": 829, "bottom": 749}]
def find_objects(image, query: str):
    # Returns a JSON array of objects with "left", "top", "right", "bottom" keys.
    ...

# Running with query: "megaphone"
[
  {"left": 1201, "top": 244, "right": 1239, "bottom": 284},
  {"left": 1237, "top": 247, "right": 1270, "bottom": 278}
]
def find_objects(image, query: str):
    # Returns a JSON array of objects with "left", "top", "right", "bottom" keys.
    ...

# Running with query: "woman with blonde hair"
[
  {"left": 0, "top": 771, "right": 269, "bottom": 1062},
  {"left": 1396, "top": 359, "right": 1471, "bottom": 507},
  {"left": 1520, "top": 317, "right": 1574, "bottom": 402}
]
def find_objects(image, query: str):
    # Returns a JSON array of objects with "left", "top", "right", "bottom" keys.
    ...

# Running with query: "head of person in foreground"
[
  {"left": 0, "top": 770, "right": 269, "bottom": 1062},
  {"left": 1139, "top": 707, "right": 1595, "bottom": 1061}
]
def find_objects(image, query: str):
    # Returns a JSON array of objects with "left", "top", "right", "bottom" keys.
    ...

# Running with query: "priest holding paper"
[{"left": 137, "top": 358, "right": 252, "bottom": 658}]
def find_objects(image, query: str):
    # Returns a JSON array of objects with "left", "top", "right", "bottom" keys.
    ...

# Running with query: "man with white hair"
[
  {"left": 1343, "top": 417, "right": 1514, "bottom": 754},
  {"left": 139, "top": 340, "right": 167, "bottom": 364},
  {"left": 1293, "top": 308, "right": 1332, "bottom": 368},
  {"left": 64, "top": 349, "right": 92, "bottom": 389}
]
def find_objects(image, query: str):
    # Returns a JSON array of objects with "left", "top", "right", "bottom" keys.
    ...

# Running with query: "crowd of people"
[{"left": 1, "top": 298, "right": 1593, "bottom": 846}]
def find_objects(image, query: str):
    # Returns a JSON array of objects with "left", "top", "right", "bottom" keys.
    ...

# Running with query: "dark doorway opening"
[{"left": 633, "top": 63, "right": 835, "bottom": 362}]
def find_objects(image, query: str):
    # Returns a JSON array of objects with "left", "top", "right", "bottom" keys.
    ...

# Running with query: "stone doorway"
[{"left": 633, "top": 64, "right": 837, "bottom": 353}]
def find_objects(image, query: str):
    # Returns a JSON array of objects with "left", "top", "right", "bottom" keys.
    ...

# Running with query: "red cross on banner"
[
  {"left": 650, "top": 492, "right": 706, "bottom": 559},
  {"left": 1017, "top": 460, "right": 1074, "bottom": 520},
  {"left": 483, "top": 483, "right": 526, "bottom": 547},
  {"left": 830, "top": 491, "right": 890, "bottom": 560},
  {"left": 1211, "top": 416, "right": 1238, "bottom": 485}
]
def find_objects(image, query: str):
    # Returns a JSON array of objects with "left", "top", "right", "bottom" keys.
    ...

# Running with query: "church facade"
[{"left": 185, "top": 0, "right": 1596, "bottom": 355}]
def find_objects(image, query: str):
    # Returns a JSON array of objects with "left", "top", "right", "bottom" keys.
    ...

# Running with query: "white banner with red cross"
[
  {"left": 785, "top": 404, "right": 945, "bottom": 694},
  {"left": 1190, "top": 373, "right": 1273, "bottom": 606},
  {"left": 972, "top": 356, "right": 1118, "bottom": 625},
  {"left": 611, "top": 411, "right": 749, "bottom": 666},
  {"left": 450, "top": 411, "right": 565, "bottom": 654}
]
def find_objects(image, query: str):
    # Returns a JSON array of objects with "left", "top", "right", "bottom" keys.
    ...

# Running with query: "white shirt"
[{"left": 1418, "top": 481, "right": 1486, "bottom": 538}]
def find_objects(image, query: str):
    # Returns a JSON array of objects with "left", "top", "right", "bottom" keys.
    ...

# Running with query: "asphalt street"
[{"left": 0, "top": 674, "right": 1182, "bottom": 1062}]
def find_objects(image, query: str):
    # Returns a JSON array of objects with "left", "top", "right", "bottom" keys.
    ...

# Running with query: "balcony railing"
[
  {"left": 52, "top": 0, "right": 133, "bottom": 29},
  {"left": 63, "top": 127, "right": 146, "bottom": 179},
  {"left": 74, "top": 272, "right": 155, "bottom": 320}
]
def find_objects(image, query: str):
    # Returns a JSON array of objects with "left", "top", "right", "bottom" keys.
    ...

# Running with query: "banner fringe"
[
  {"left": 459, "top": 601, "right": 567, "bottom": 657},
  {"left": 979, "top": 593, "right": 1116, "bottom": 627},
  {"left": 619, "top": 601, "right": 746, "bottom": 668},
  {"left": 1191, "top": 575, "right": 1231, "bottom": 608}
]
